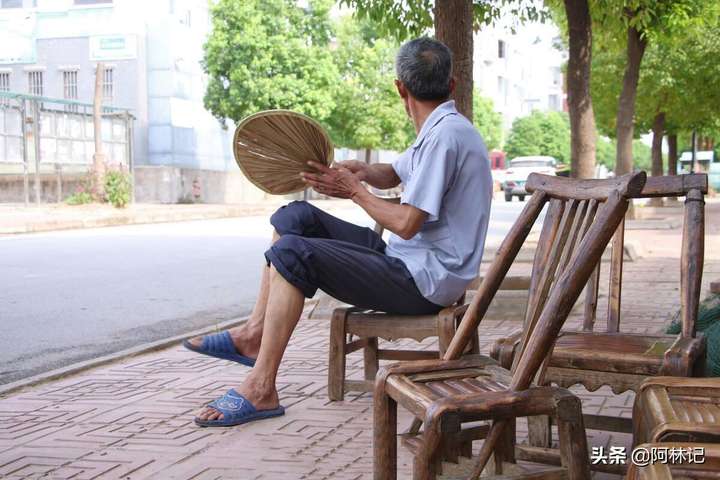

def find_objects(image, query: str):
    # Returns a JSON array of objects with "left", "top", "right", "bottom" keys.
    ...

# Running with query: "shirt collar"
[{"left": 411, "top": 99, "right": 458, "bottom": 149}]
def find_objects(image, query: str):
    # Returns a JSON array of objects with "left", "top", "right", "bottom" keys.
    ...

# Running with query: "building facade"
[
  {"left": 473, "top": 21, "right": 566, "bottom": 131},
  {"left": 0, "top": 0, "right": 260, "bottom": 202}
]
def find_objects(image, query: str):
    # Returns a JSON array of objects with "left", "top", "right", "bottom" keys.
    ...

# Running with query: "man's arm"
[
  {"left": 335, "top": 160, "right": 401, "bottom": 190},
  {"left": 301, "top": 162, "right": 426, "bottom": 240}
]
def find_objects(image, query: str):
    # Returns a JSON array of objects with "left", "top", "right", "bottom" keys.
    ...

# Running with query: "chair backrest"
[
  {"left": 582, "top": 173, "right": 707, "bottom": 338},
  {"left": 443, "top": 172, "right": 647, "bottom": 392}
]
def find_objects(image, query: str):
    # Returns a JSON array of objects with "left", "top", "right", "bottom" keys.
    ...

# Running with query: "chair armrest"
[
  {"left": 659, "top": 334, "right": 706, "bottom": 377},
  {"left": 428, "top": 386, "right": 581, "bottom": 423},
  {"left": 490, "top": 329, "right": 523, "bottom": 369}
]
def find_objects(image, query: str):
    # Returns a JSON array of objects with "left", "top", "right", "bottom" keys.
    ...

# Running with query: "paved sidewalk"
[
  {"left": 1, "top": 212, "right": 718, "bottom": 479},
  {"left": 0, "top": 200, "right": 351, "bottom": 235}
]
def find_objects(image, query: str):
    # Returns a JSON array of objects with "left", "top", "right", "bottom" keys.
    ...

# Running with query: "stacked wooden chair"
[
  {"left": 628, "top": 377, "right": 720, "bottom": 479},
  {"left": 491, "top": 174, "right": 708, "bottom": 445},
  {"left": 626, "top": 442, "right": 720, "bottom": 479},
  {"left": 374, "top": 172, "right": 647, "bottom": 479},
  {"left": 328, "top": 197, "right": 479, "bottom": 401}
]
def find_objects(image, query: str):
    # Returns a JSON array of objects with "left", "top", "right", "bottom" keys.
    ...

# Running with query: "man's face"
[{"left": 394, "top": 79, "right": 411, "bottom": 118}]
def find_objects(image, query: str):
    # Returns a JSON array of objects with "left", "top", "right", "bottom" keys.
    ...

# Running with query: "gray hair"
[{"left": 395, "top": 37, "right": 453, "bottom": 101}]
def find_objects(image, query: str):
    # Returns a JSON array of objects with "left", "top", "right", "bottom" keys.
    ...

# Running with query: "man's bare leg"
[
  {"left": 186, "top": 231, "right": 280, "bottom": 359},
  {"left": 197, "top": 265, "right": 305, "bottom": 420}
]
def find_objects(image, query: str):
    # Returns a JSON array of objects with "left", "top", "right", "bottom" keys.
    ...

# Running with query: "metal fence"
[{"left": 0, "top": 91, "right": 133, "bottom": 204}]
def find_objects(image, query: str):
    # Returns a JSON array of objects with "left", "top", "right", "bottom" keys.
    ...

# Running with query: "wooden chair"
[
  {"left": 374, "top": 172, "right": 646, "bottom": 480},
  {"left": 626, "top": 442, "right": 720, "bottom": 479},
  {"left": 328, "top": 197, "right": 480, "bottom": 401},
  {"left": 491, "top": 174, "right": 708, "bottom": 442},
  {"left": 633, "top": 377, "right": 720, "bottom": 446}
]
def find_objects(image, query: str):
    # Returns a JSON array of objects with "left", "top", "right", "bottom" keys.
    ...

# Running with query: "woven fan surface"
[{"left": 233, "top": 110, "right": 334, "bottom": 195}]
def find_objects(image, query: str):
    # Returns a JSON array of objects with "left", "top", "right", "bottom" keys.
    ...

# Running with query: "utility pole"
[{"left": 92, "top": 62, "right": 106, "bottom": 199}]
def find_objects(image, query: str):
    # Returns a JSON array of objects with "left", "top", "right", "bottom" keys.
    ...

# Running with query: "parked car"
[{"left": 502, "top": 156, "right": 557, "bottom": 201}]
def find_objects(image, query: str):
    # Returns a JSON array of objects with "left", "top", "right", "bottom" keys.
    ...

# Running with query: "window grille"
[
  {"left": 103, "top": 67, "right": 113, "bottom": 103},
  {"left": 63, "top": 70, "right": 79, "bottom": 112},
  {"left": 28, "top": 70, "right": 43, "bottom": 96}
]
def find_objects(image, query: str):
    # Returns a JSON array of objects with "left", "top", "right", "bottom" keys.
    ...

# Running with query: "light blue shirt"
[{"left": 385, "top": 100, "right": 493, "bottom": 306}]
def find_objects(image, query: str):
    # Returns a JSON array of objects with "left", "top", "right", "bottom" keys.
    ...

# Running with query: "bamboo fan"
[{"left": 233, "top": 110, "right": 334, "bottom": 195}]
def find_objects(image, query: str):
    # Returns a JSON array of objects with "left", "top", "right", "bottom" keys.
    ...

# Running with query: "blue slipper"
[
  {"left": 182, "top": 331, "right": 256, "bottom": 367},
  {"left": 195, "top": 389, "right": 285, "bottom": 427}
]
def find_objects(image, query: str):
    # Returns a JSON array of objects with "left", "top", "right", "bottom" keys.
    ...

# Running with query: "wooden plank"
[
  {"left": 515, "top": 446, "right": 628, "bottom": 475},
  {"left": 606, "top": 218, "right": 625, "bottom": 332},
  {"left": 637, "top": 173, "right": 708, "bottom": 197},
  {"left": 377, "top": 349, "right": 438, "bottom": 361},
  {"left": 680, "top": 188, "right": 704, "bottom": 338},
  {"left": 525, "top": 171, "right": 646, "bottom": 201}
]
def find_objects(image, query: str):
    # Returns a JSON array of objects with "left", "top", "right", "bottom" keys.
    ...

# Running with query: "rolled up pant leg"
[
  {"left": 265, "top": 235, "right": 441, "bottom": 315},
  {"left": 269, "top": 201, "right": 385, "bottom": 251}
]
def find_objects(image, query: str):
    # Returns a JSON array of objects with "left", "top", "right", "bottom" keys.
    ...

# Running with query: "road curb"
[{"left": 0, "top": 316, "right": 249, "bottom": 398}]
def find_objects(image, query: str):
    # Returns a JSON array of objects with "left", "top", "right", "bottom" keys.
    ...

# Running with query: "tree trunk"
[
  {"left": 93, "top": 62, "right": 106, "bottom": 200},
  {"left": 434, "top": 0, "right": 473, "bottom": 121},
  {"left": 614, "top": 26, "right": 647, "bottom": 176},
  {"left": 649, "top": 111, "right": 665, "bottom": 206},
  {"left": 563, "top": 0, "right": 596, "bottom": 179},
  {"left": 666, "top": 133, "right": 678, "bottom": 204}
]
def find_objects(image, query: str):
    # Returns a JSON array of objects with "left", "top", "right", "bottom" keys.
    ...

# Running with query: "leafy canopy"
[
  {"left": 504, "top": 110, "right": 570, "bottom": 164},
  {"left": 325, "top": 17, "right": 415, "bottom": 151},
  {"left": 340, "top": 0, "right": 548, "bottom": 40},
  {"left": 202, "top": 0, "right": 339, "bottom": 124}
]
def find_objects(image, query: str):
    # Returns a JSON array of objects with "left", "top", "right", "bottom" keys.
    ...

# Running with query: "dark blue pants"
[{"left": 264, "top": 201, "right": 442, "bottom": 315}]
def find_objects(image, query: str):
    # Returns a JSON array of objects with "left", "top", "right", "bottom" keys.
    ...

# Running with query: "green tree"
[
  {"left": 472, "top": 92, "right": 503, "bottom": 151},
  {"left": 504, "top": 111, "right": 571, "bottom": 164},
  {"left": 202, "top": 0, "right": 339, "bottom": 124},
  {"left": 325, "top": 17, "right": 414, "bottom": 157},
  {"left": 341, "top": 1, "right": 546, "bottom": 120}
]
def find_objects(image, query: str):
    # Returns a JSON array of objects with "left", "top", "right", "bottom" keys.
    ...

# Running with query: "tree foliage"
[
  {"left": 325, "top": 17, "right": 414, "bottom": 151},
  {"left": 202, "top": 0, "right": 339, "bottom": 124},
  {"left": 473, "top": 92, "right": 503, "bottom": 151},
  {"left": 504, "top": 111, "right": 570, "bottom": 164},
  {"left": 340, "top": 0, "right": 548, "bottom": 40},
  {"left": 596, "top": 137, "right": 652, "bottom": 171}
]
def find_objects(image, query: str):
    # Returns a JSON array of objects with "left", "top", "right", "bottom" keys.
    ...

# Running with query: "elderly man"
[{"left": 187, "top": 37, "right": 493, "bottom": 427}]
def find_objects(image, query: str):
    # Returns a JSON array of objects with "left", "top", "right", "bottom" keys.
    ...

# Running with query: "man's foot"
[
  {"left": 186, "top": 324, "right": 261, "bottom": 360},
  {"left": 196, "top": 376, "right": 280, "bottom": 423}
]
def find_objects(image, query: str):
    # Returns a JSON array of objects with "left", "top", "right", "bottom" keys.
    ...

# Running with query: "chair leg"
[
  {"left": 437, "top": 313, "right": 455, "bottom": 357},
  {"left": 414, "top": 415, "right": 443, "bottom": 480},
  {"left": 493, "top": 418, "right": 516, "bottom": 474},
  {"left": 374, "top": 388, "right": 398, "bottom": 480},
  {"left": 364, "top": 337, "right": 379, "bottom": 381},
  {"left": 328, "top": 309, "right": 348, "bottom": 401},
  {"left": 556, "top": 395, "right": 591, "bottom": 480},
  {"left": 528, "top": 415, "right": 552, "bottom": 448}
]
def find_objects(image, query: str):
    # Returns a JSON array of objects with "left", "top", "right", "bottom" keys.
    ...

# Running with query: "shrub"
[
  {"left": 66, "top": 191, "right": 93, "bottom": 205},
  {"left": 104, "top": 170, "right": 132, "bottom": 208},
  {"left": 66, "top": 178, "right": 94, "bottom": 205}
]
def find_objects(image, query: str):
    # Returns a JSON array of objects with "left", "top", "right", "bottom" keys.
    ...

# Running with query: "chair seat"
[
  {"left": 384, "top": 355, "right": 513, "bottom": 419},
  {"left": 550, "top": 331, "right": 681, "bottom": 375}
]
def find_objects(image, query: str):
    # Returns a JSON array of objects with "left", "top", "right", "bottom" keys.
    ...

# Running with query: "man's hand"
[
  {"left": 301, "top": 162, "right": 365, "bottom": 199},
  {"left": 334, "top": 160, "right": 368, "bottom": 181}
]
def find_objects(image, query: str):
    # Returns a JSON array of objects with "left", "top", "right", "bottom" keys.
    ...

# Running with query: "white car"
[{"left": 502, "top": 156, "right": 557, "bottom": 201}]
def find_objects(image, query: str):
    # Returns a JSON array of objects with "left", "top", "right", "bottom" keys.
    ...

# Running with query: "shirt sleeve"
[
  {"left": 391, "top": 149, "right": 411, "bottom": 184},
  {"left": 401, "top": 134, "right": 455, "bottom": 222}
]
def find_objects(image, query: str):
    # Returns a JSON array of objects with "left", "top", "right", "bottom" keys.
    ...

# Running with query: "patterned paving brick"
[{"left": 0, "top": 222, "right": 717, "bottom": 479}]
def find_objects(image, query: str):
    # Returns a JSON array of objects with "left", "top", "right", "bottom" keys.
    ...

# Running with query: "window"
[
  {"left": 497, "top": 39, "right": 506, "bottom": 59},
  {"left": 27, "top": 70, "right": 43, "bottom": 96},
  {"left": 102, "top": 67, "right": 113, "bottom": 103},
  {"left": 0, "top": 72, "right": 9, "bottom": 106},
  {"left": 0, "top": 72, "right": 9, "bottom": 92},
  {"left": 1, "top": 0, "right": 23, "bottom": 8},
  {"left": 63, "top": 70, "right": 78, "bottom": 112}
]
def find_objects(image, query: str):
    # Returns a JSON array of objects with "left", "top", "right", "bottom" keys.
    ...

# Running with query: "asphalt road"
[{"left": 0, "top": 199, "right": 525, "bottom": 385}]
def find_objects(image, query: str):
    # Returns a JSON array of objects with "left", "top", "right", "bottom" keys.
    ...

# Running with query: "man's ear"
[
  {"left": 395, "top": 79, "right": 408, "bottom": 99},
  {"left": 448, "top": 77, "right": 456, "bottom": 95}
]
